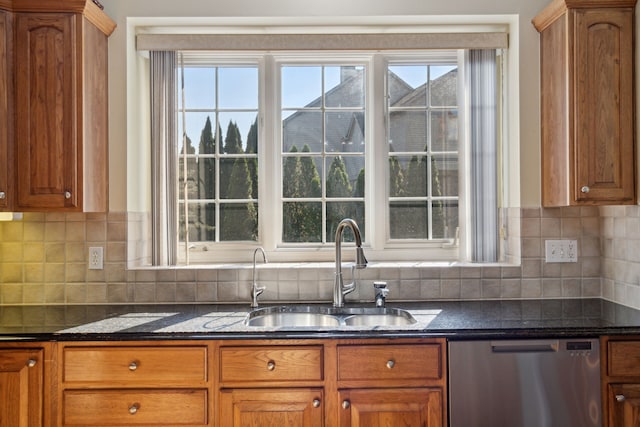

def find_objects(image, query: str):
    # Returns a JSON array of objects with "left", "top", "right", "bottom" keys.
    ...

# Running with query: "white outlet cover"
[
  {"left": 89, "top": 247, "right": 104, "bottom": 270},
  {"left": 544, "top": 240, "right": 578, "bottom": 263}
]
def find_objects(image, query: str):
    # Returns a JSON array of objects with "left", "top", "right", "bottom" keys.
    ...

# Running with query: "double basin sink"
[{"left": 245, "top": 305, "right": 417, "bottom": 328}]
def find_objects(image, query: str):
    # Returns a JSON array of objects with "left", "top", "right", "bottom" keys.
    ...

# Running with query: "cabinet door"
[
  {"left": 338, "top": 388, "right": 443, "bottom": 427},
  {"left": 14, "top": 13, "right": 78, "bottom": 210},
  {"left": 0, "top": 11, "right": 9, "bottom": 210},
  {"left": 609, "top": 384, "right": 640, "bottom": 427},
  {"left": 573, "top": 9, "right": 635, "bottom": 204},
  {"left": 0, "top": 349, "right": 43, "bottom": 427},
  {"left": 219, "top": 388, "right": 323, "bottom": 427}
]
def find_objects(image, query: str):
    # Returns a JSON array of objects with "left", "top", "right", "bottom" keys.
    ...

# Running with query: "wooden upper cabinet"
[
  {"left": 533, "top": 0, "right": 637, "bottom": 207},
  {"left": 0, "top": 11, "right": 10, "bottom": 210},
  {"left": 1, "top": 0, "right": 115, "bottom": 212}
]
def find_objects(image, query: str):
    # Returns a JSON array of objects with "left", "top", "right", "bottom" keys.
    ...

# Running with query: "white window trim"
[{"left": 127, "top": 16, "right": 520, "bottom": 266}]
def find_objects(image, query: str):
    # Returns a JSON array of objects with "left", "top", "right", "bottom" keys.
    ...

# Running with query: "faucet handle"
[{"left": 374, "top": 282, "right": 389, "bottom": 307}]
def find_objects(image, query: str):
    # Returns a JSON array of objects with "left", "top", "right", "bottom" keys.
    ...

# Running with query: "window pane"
[
  {"left": 432, "top": 200, "right": 458, "bottom": 240},
  {"left": 388, "top": 65, "right": 427, "bottom": 107},
  {"left": 389, "top": 201, "right": 428, "bottom": 239},
  {"left": 179, "top": 158, "right": 216, "bottom": 200},
  {"left": 283, "top": 202, "right": 322, "bottom": 242},
  {"left": 220, "top": 158, "right": 254, "bottom": 199},
  {"left": 283, "top": 111, "right": 323, "bottom": 152},
  {"left": 282, "top": 66, "right": 322, "bottom": 108},
  {"left": 179, "top": 202, "right": 215, "bottom": 242},
  {"left": 325, "top": 112, "right": 365, "bottom": 153},
  {"left": 432, "top": 155, "right": 458, "bottom": 198},
  {"left": 325, "top": 156, "right": 364, "bottom": 198},
  {"left": 283, "top": 156, "right": 322, "bottom": 198},
  {"left": 327, "top": 202, "right": 365, "bottom": 242},
  {"left": 181, "top": 112, "right": 216, "bottom": 155},
  {"left": 431, "top": 109, "right": 458, "bottom": 152},
  {"left": 219, "top": 112, "right": 257, "bottom": 153},
  {"left": 325, "top": 66, "right": 365, "bottom": 108},
  {"left": 430, "top": 66, "right": 457, "bottom": 106},
  {"left": 218, "top": 67, "right": 258, "bottom": 109},
  {"left": 389, "top": 155, "right": 428, "bottom": 198},
  {"left": 183, "top": 67, "right": 216, "bottom": 109},
  {"left": 389, "top": 111, "right": 427, "bottom": 152},
  {"left": 220, "top": 203, "right": 258, "bottom": 241}
]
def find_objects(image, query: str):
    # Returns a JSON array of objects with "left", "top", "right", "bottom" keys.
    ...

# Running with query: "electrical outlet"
[
  {"left": 544, "top": 240, "right": 578, "bottom": 263},
  {"left": 88, "top": 247, "right": 104, "bottom": 270}
]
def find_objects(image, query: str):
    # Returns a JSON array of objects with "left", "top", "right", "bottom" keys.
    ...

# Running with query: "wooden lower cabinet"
[
  {"left": 219, "top": 388, "right": 324, "bottom": 427},
  {"left": 337, "top": 388, "right": 443, "bottom": 427},
  {"left": 217, "top": 338, "right": 446, "bottom": 427},
  {"left": 601, "top": 336, "right": 640, "bottom": 426},
  {"left": 0, "top": 347, "right": 45, "bottom": 427},
  {"left": 58, "top": 341, "right": 212, "bottom": 427}
]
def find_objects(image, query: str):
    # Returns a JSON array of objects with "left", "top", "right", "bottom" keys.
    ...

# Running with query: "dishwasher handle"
[{"left": 491, "top": 340, "right": 559, "bottom": 353}]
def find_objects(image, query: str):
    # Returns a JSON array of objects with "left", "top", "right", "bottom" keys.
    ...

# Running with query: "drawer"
[
  {"left": 337, "top": 344, "right": 442, "bottom": 382},
  {"left": 63, "top": 346, "right": 208, "bottom": 383},
  {"left": 62, "top": 389, "right": 208, "bottom": 426},
  {"left": 609, "top": 341, "right": 640, "bottom": 377},
  {"left": 220, "top": 345, "right": 323, "bottom": 382}
]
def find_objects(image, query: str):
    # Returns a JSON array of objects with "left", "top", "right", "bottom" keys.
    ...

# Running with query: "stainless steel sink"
[{"left": 245, "top": 305, "right": 416, "bottom": 327}]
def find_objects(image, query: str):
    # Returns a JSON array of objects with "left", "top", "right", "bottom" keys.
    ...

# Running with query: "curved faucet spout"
[
  {"left": 334, "top": 218, "right": 367, "bottom": 307},
  {"left": 251, "top": 247, "right": 267, "bottom": 308}
]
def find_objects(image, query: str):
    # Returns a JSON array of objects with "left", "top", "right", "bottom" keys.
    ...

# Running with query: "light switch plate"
[{"left": 544, "top": 240, "right": 578, "bottom": 263}]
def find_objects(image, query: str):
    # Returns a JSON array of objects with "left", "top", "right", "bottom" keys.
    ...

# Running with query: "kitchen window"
[{"left": 140, "top": 25, "right": 510, "bottom": 265}]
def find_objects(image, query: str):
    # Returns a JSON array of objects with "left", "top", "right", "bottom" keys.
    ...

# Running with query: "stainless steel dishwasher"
[{"left": 449, "top": 338, "right": 601, "bottom": 427}]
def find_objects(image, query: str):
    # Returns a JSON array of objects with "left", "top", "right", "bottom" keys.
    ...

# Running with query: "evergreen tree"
[
  {"left": 431, "top": 156, "right": 445, "bottom": 239},
  {"left": 282, "top": 146, "right": 300, "bottom": 198},
  {"left": 220, "top": 121, "right": 243, "bottom": 199},
  {"left": 221, "top": 156, "right": 257, "bottom": 241},
  {"left": 299, "top": 145, "right": 321, "bottom": 198},
  {"left": 389, "top": 156, "right": 404, "bottom": 197},
  {"left": 326, "top": 156, "right": 353, "bottom": 242},
  {"left": 353, "top": 168, "right": 365, "bottom": 197},
  {"left": 246, "top": 117, "right": 259, "bottom": 199},
  {"left": 197, "top": 116, "right": 216, "bottom": 240}
]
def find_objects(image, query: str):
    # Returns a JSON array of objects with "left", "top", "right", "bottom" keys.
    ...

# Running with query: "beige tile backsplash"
[{"left": 0, "top": 205, "right": 633, "bottom": 308}]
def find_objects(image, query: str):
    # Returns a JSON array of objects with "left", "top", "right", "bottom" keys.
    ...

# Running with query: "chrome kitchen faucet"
[{"left": 333, "top": 218, "right": 367, "bottom": 307}]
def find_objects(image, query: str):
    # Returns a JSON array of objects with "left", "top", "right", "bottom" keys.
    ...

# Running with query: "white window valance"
[{"left": 136, "top": 32, "right": 508, "bottom": 51}]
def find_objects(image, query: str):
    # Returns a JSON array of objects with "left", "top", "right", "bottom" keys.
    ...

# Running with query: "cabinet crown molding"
[
  {"left": 533, "top": 0, "right": 637, "bottom": 31},
  {"left": 0, "top": 0, "right": 114, "bottom": 35}
]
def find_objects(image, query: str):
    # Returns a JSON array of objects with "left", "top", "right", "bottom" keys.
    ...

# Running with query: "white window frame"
[{"left": 129, "top": 16, "right": 519, "bottom": 266}]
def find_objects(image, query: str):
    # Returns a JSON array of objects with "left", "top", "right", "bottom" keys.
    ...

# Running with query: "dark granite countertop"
[{"left": 1, "top": 298, "right": 640, "bottom": 341}]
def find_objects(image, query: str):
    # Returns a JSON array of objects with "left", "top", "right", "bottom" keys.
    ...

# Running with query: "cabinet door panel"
[
  {"left": 574, "top": 9, "right": 635, "bottom": 204},
  {"left": 219, "top": 388, "right": 323, "bottom": 427},
  {"left": 14, "top": 13, "right": 78, "bottom": 209},
  {"left": 0, "top": 349, "right": 43, "bottom": 427},
  {"left": 609, "top": 384, "right": 640, "bottom": 427},
  {"left": 0, "top": 11, "right": 9, "bottom": 210},
  {"left": 339, "top": 388, "right": 443, "bottom": 427}
]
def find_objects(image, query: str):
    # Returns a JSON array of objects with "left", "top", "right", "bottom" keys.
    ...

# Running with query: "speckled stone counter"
[{"left": 1, "top": 298, "right": 640, "bottom": 341}]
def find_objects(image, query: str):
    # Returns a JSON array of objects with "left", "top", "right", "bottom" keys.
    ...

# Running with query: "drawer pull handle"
[
  {"left": 342, "top": 400, "right": 350, "bottom": 409},
  {"left": 313, "top": 399, "right": 321, "bottom": 408},
  {"left": 267, "top": 360, "right": 276, "bottom": 371},
  {"left": 386, "top": 359, "right": 395, "bottom": 369},
  {"left": 26, "top": 359, "right": 37, "bottom": 368},
  {"left": 129, "top": 361, "right": 138, "bottom": 371},
  {"left": 616, "top": 394, "right": 626, "bottom": 402},
  {"left": 129, "top": 403, "right": 140, "bottom": 415}
]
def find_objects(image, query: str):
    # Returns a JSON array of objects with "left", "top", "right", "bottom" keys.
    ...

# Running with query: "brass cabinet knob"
[
  {"left": 342, "top": 400, "right": 350, "bottom": 409},
  {"left": 26, "top": 359, "right": 37, "bottom": 368},
  {"left": 386, "top": 359, "right": 395, "bottom": 369},
  {"left": 64, "top": 191, "right": 72, "bottom": 199},
  {"left": 129, "top": 403, "right": 140, "bottom": 415},
  {"left": 313, "top": 399, "right": 321, "bottom": 408},
  {"left": 129, "top": 361, "right": 138, "bottom": 371},
  {"left": 0, "top": 191, "right": 5, "bottom": 199},
  {"left": 267, "top": 360, "right": 276, "bottom": 371},
  {"left": 616, "top": 394, "right": 626, "bottom": 402},
  {"left": 581, "top": 186, "right": 590, "bottom": 194}
]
